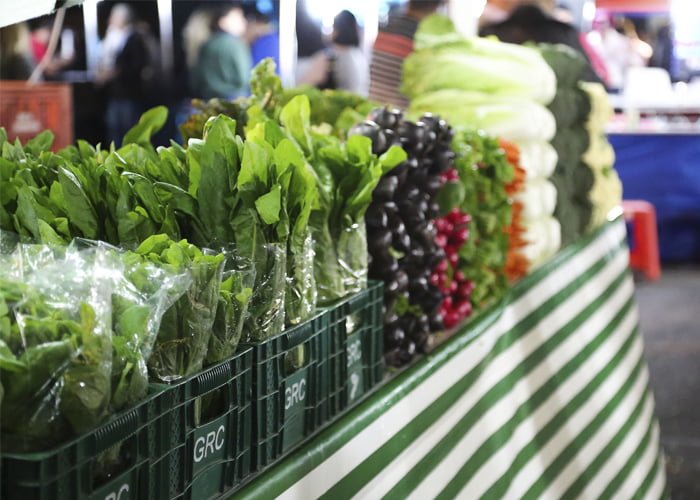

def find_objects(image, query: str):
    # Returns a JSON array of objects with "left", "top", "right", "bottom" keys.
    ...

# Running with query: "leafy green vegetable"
[
  {"left": 448, "top": 130, "right": 514, "bottom": 309},
  {"left": 129, "top": 235, "right": 225, "bottom": 381},
  {"left": 0, "top": 249, "right": 112, "bottom": 451},
  {"left": 312, "top": 134, "right": 406, "bottom": 304},
  {"left": 403, "top": 14, "right": 556, "bottom": 105}
]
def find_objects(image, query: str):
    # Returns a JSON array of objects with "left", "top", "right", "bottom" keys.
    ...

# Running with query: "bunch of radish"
[{"left": 431, "top": 208, "right": 475, "bottom": 329}]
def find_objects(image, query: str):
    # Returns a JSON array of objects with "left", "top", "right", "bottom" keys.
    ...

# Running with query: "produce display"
[
  {"left": 0, "top": 20, "right": 624, "bottom": 473},
  {"left": 403, "top": 14, "right": 561, "bottom": 271},
  {"left": 353, "top": 109, "right": 452, "bottom": 366},
  {"left": 539, "top": 44, "right": 595, "bottom": 247},
  {"left": 580, "top": 82, "right": 623, "bottom": 229}
]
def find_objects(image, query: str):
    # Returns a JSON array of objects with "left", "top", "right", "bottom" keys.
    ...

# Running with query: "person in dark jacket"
[
  {"left": 98, "top": 4, "right": 152, "bottom": 145},
  {"left": 479, "top": 0, "right": 602, "bottom": 83}
]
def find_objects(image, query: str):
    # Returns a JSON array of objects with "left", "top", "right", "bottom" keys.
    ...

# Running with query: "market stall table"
[
  {"left": 609, "top": 130, "right": 700, "bottom": 263},
  {"left": 235, "top": 218, "right": 666, "bottom": 499}
]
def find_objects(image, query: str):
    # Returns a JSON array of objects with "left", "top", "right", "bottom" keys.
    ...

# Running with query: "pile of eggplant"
[{"left": 351, "top": 108, "right": 455, "bottom": 367}]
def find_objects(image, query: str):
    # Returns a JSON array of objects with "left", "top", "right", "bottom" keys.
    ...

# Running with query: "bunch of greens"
[
  {"left": 437, "top": 130, "right": 514, "bottom": 308},
  {"left": 284, "top": 86, "right": 376, "bottom": 138},
  {"left": 402, "top": 14, "right": 556, "bottom": 105},
  {"left": 0, "top": 240, "right": 190, "bottom": 451},
  {"left": 0, "top": 247, "right": 113, "bottom": 451},
  {"left": 127, "top": 235, "right": 226, "bottom": 381},
  {"left": 312, "top": 134, "right": 406, "bottom": 304}
]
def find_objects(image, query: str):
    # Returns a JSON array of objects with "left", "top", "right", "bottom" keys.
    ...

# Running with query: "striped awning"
[{"left": 239, "top": 218, "right": 667, "bottom": 499}]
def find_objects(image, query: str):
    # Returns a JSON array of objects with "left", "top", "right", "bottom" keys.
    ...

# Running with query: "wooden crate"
[{"left": 0, "top": 81, "right": 73, "bottom": 149}]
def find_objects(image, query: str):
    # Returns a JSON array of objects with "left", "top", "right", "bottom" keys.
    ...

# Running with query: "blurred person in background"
[
  {"left": 190, "top": 3, "right": 251, "bottom": 100},
  {"left": 247, "top": 9, "right": 279, "bottom": 72},
  {"left": 28, "top": 18, "right": 76, "bottom": 80},
  {"left": 331, "top": 10, "right": 369, "bottom": 96},
  {"left": 0, "top": 23, "right": 34, "bottom": 80},
  {"left": 183, "top": 9, "right": 213, "bottom": 71},
  {"left": 97, "top": 4, "right": 152, "bottom": 145},
  {"left": 586, "top": 13, "right": 646, "bottom": 91},
  {"left": 480, "top": 0, "right": 602, "bottom": 83},
  {"left": 29, "top": 20, "right": 51, "bottom": 65},
  {"left": 650, "top": 23, "right": 673, "bottom": 76},
  {"left": 369, "top": 0, "right": 445, "bottom": 108},
  {"left": 479, "top": 0, "right": 519, "bottom": 29},
  {"left": 295, "top": 0, "right": 333, "bottom": 88}
]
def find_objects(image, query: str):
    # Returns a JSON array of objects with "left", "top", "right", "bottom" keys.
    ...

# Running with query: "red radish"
[
  {"left": 457, "top": 284, "right": 471, "bottom": 299},
  {"left": 435, "top": 259, "right": 448, "bottom": 273},
  {"left": 443, "top": 312, "right": 460, "bottom": 329},
  {"left": 456, "top": 300, "right": 472, "bottom": 317},
  {"left": 435, "top": 234, "right": 448, "bottom": 248},
  {"left": 454, "top": 270, "right": 466, "bottom": 283},
  {"left": 449, "top": 280, "right": 458, "bottom": 293},
  {"left": 442, "top": 296, "right": 453, "bottom": 311},
  {"left": 449, "top": 252, "right": 459, "bottom": 267}
]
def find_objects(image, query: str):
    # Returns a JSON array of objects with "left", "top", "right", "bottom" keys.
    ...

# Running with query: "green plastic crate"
[
  {"left": 325, "top": 280, "right": 384, "bottom": 420},
  {"left": 242, "top": 312, "right": 327, "bottom": 471},
  {"left": 145, "top": 347, "right": 254, "bottom": 500},
  {"left": 1, "top": 385, "right": 182, "bottom": 500}
]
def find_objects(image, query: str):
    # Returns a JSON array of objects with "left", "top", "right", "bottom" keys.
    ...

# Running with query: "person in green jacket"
[{"left": 190, "top": 3, "right": 252, "bottom": 100}]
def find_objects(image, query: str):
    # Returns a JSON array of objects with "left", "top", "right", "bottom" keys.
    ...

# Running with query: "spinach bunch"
[
  {"left": 128, "top": 235, "right": 226, "bottom": 381},
  {"left": 0, "top": 250, "right": 113, "bottom": 452}
]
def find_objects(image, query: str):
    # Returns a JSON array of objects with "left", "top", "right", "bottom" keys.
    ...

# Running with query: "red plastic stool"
[{"left": 622, "top": 200, "right": 661, "bottom": 281}]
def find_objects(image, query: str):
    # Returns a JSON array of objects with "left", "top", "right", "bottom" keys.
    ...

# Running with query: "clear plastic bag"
[
  {"left": 286, "top": 233, "right": 317, "bottom": 326},
  {"left": 315, "top": 220, "right": 369, "bottom": 306},
  {"left": 0, "top": 245, "right": 115, "bottom": 451},
  {"left": 148, "top": 250, "right": 225, "bottom": 381},
  {"left": 206, "top": 250, "right": 255, "bottom": 365},
  {"left": 0, "top": 239, "right": 192, "bottom": 451},
  {"left": 69, "top": 237, "right": 192, "bottom": 403},
  {"left": 337, "top": 220, "right": 368, "bottom": 298},
  {"left": 111, "top": 251, "right": 191, "bottom": 407},
  {"left": 246, "top": 242, "right": 286, "bottom": 341}
]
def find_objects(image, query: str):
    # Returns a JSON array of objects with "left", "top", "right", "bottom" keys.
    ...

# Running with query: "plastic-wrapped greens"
[
  {"left": 246, "top": 242, "right": 287, "bottom": 341},
  {"left": 285, "top": 233, "right": 316, "bottom": 326},
  {"left": 130, "top": 235, "right": 226, "bottom": 382},
  {"left": 207, "top": 252, "right": 255, "bottom": 364},
  {"left": 0, "top": 240, "right": 189, "bottom": 451}
]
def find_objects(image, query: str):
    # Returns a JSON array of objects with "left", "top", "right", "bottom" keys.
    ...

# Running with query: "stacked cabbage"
[
  {"left": 581, "top": 82, "right": 623, "bottom": 229},
  {"left": 403, "top": 15, "right": 561, "bottom": 270},
  {"left": 539, "top": 44, "right": 595, "bottom": 247}
]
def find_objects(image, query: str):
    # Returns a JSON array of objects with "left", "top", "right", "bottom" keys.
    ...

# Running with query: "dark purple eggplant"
[
  {"left": 433, "top": 149, "right": 456, "bottom": 174},
  {"left": 349, "top": 120, "right": 388, "bottom": 155},
  {"left": 429, "top": 311, "right": 444, "bottom": 331},
  {"left": 374, "top": 175, "right": 399, "bottom": 201},
  {"left": 426, "top": 201, "right": 441, "bottom": 219},
  {"left": 384, "top": 324, "right": 405, "bottom": 346},
  {"left": 383, "top": 201, "right": 399, "bottom": 219},
  {"left": 394, "top": 233, "right": 411, "bottom": 253},
  {"left": 398, "top": 341, "right": 416, "bottom": 363},
  {"left": 366, "top": 203, "right": 388, "bottom": 229},
  {"left": 368, "top": 230, "right": 393, "bottom": 254},
  {"left": 384, "top": 308, "right": 400, "bottom": 326},
  {"left": 425, "top": 177, "right": 444, "bottom": 197}
]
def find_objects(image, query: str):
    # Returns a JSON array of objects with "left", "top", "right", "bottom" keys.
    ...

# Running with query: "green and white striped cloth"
[{"left": 239, "top": 218, "right": 667, "bottom": 499}]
